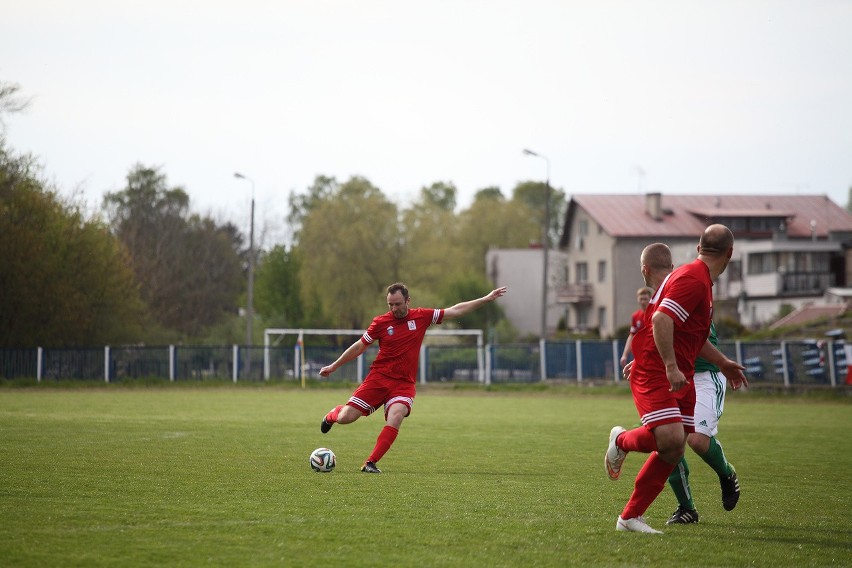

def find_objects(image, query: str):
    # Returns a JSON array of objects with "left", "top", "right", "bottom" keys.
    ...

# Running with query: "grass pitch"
[{"left": 0, "top": 385, "right": 850, "bottom": 567}]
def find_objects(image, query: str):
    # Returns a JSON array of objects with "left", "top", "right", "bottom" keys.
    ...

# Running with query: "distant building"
[{"left": 487, "top": 193, "right": 852, "bottom": 337}]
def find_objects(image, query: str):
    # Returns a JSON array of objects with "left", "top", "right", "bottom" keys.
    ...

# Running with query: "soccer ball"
[{"left": 310, "top": 447, "right": 336, "bottom": 472}]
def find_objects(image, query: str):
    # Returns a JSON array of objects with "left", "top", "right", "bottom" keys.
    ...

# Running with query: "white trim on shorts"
[
  {"left": 384, "top": 396, "right": 413, "bottom": 419},
  {"left": 348, "top": 396, "right": 377, "bottom": 415}
]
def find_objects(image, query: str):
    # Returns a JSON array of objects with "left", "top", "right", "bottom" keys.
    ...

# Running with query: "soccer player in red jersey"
[
  {"left": 318, "top": 282, "right": 507, "bottom": 473},
  {"left": 620, "top": 286, "right": 653, "bottom": 368},
  {"left": 605, "top": 224, "right": 742, "bottom": 533}
]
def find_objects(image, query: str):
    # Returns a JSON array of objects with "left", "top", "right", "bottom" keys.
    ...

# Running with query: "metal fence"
[{"left": 2, "top": 338, "right": 849, "bottom": 387}]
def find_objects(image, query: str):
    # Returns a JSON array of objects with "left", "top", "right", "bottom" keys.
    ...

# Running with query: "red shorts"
[
  {"left": 629, "top": 371, "right": 695, "bottom": 433},
  {"left": 346, "top": 372, "right": 416, "bottom": 420}
]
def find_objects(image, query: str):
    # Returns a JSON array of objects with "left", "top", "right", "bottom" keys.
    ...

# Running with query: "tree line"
[{"left": 0, "top": 82, "right": 565, "bottom": 348}]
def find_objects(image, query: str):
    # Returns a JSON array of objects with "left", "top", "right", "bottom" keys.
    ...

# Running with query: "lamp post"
[
  {"left": 233, "top": 172, "right": 255, "bottom": 350},
  {"left": 522, "top": 149, "right": 551, "bottom": 341}
]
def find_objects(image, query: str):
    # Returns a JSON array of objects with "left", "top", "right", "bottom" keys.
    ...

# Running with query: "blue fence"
[{"left": 2, "top": 338, "right": 849, "bottom": 388}]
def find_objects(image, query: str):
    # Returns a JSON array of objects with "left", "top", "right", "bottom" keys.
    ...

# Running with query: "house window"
[
  {"left": 598, "top": 306, "right": 607, "bottom": 331},
  {"left": 727, "top": 260, "right": 742, "bottom": 282},
  {"left": 597, "top": 260, "right": 606, "bottom": 283},
  {"left": 747, "top": 253, "right": 775, "bottom": 274},
  {"left": 577, "top": 305, "right": 589, "bottom": 328},
  {"left": 578, "top": 219, "right": 589, "bottom": 236},
  {"left": 576, "top": 262, "right": 588, "bottom": 283}
]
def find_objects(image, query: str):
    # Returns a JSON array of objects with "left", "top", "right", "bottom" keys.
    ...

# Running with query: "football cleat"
[
  {"left": 605, "top": 426, "right": 627, "bottom": 480},
  {"left": 666, "top": 505, "right": 699, "bottom": 525},
  {"left": 320, "top": 417, "right": 333, "bottom": 434},
  {"left": 616, "top": 516, "right": 663, "bottom": 534},
  {"left": 720, "top": 467, "right": 740, "bottom": 511},
  {"left": 360, "top": 461, "right": 382, "bottom": 474}
]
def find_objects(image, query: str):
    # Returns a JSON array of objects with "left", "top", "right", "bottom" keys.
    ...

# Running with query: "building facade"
[{"left": 488, "top": 192, "right": 852, "bottom": 337}]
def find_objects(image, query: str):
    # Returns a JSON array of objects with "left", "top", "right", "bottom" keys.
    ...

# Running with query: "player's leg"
[
  {"left": 362, "top": 383, "right": 415, "bottom": 473},
  {"left": 362, "top": 402, "right": 409, "bottom": 472},
  {"left": 617, "top": 387, "right": 686, "bottom": 531},
  {"left": 605, "top": 378, "right": 659, "bottom": 481},
  {"left": 320, "top": 402, "right": 367, "bottom": 432},
  {"left": 691, "top": 370, "right": 739, "bottom": 510},
  {"left": 666, "top": 457, "right": 699, "bottom": 524},
  {"left": 320, "top": 379, "right": 379, "bottom": 433}
]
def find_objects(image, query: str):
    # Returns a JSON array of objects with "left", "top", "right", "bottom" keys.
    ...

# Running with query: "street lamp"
[
  {"left": 522, "top": 149, "right": 551, "bottom": 341},
  {"left": 233, "top": 172, "right": 255, "bottom": 350}
]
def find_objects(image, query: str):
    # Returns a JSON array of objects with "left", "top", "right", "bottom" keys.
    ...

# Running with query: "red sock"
[
  {"left": 367, "top": 425, "right": 399, "bottom": 464},
  {"left": 325, "top": 405, "right": 343, "bottom": 424},
  {"left": 618, "top": 427, "right": 658, "bottom": 453},
  {"left": 621, "top": 452, "right": 678, "bottom": 519}
]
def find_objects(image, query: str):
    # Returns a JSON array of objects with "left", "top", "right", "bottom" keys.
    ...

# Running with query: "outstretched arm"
[
  {"left": 443, "top": 287, "right": 508, "bottom": 320},
  {"left": 320, "top": 339, "right": 368, "bottom": 377}
]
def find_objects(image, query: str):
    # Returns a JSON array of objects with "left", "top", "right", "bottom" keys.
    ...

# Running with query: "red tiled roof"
[
  {"left": 567, "top": 194, "right": 852, "bottom": 239},
  {"left": 769, "top": 304, "right": 847, "bottom": 330}
]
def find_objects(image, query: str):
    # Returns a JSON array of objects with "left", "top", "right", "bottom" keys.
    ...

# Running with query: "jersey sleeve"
[
  {"left": 433, "top": 308, "right": 444, "bottom": 325},
  {"left": 362, "top": 316, "right": 382, "bottom": 345}
]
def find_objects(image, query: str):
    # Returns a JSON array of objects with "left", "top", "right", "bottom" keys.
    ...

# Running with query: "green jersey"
[{"left": 694, "top": 321, "right": 719, "bottom": 373}]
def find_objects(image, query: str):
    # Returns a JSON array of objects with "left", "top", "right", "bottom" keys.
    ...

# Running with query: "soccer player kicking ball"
[
  {"left": 605, "top": 225, "right": 745, "bottom": 534},
  {"left": 318, "top": 282, "right": 507, "bottom": 473}
]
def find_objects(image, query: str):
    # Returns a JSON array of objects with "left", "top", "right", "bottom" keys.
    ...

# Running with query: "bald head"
[
  {"left": 698, "top": 223, "right": 734, "bottom": 278},
  {"left": 640, "top": 243, "right": 673, "bottom": 288},
  {"left": 699, "top": 224, "right": 734, "bottom": 257},
  {"left": 641, "top": 243, "right": 673, "bottom": 270}
]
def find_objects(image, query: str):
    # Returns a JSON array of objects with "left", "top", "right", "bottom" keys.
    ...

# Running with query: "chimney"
[{"left": 646, "top": 192, "right": 663, "bottom": 221}]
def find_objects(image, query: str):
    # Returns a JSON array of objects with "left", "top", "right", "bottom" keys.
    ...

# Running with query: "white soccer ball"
[{"left": 310, "top": 447, "right": 336, "bottom": 472}]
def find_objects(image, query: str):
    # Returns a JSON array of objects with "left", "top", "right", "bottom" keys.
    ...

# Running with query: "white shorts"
[{"left": 692, "top": 370, "right": 726, "bottom": 437}]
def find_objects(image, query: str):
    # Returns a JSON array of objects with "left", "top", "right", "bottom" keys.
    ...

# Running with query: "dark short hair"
[{"left": 387, "top": 282, "right": 409, "bottom": 300}]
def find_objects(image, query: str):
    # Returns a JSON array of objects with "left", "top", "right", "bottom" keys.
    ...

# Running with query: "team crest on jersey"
[
  {"left": 408, "top": 320, "right": 417, "bottom": 331},
  {"left": 387, "top": 326, "right": 394, "bottom": 336}
]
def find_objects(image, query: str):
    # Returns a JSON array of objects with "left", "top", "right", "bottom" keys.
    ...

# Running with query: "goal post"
[{"left": 263, "top": 328, "right": 485, "bottom": 385}]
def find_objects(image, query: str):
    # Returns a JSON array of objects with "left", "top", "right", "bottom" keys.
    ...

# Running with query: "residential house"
[{"left": 552, "top": 192, "right": 852, "bottom": 334}]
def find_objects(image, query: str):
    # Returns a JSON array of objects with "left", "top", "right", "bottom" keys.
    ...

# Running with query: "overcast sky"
[{"left": 3, "top": 0, "right": 851, "bottom": 245}]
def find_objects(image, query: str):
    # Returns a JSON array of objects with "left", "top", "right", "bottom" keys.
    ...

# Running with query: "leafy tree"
[
  {"left": 104, "top": 164, "right": 243, "bottom": 338},
  {"left": 0, "top": 81, "right": 31, "bottom": 131},
  {"left": 0, "top": 143, "right": 146, "bottom": 347},
  {"left": 420, "top": 181, "right": 457, "bottom": 211},
  {"left": 254, "top": 244, "right": 306, "bottom": 328},
  {"left": 456, "top": 186, "right": 541, "bottom": 274},
  {"left": 287, "top": 175, "right": 339, "bottom": 242},
  {"left": 512, "top": 180, "right": 567, "bottom": 247},
  {"left": 398, "top": 182, "right": 464, "bottom": 298},
  {"left": 440, "top": 272, "right": 505, "bottom": 331},
  {"left": 296, "top": 176, "right": 399, "bottom": 328}
]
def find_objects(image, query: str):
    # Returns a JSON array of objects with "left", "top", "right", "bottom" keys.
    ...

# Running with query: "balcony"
[
  {"left": 781, "top": 272, "right": 834, "bottom": 295},
  {"left": 556, "top": 282, "right": 594, "bottom": 304},
  {"left": 744, "top": 271, "right": 835, "bottom": 297}
]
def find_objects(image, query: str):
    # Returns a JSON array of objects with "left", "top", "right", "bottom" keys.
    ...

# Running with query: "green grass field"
[{"left": 1, "top": 385, "right": 850, "bottom": 567}]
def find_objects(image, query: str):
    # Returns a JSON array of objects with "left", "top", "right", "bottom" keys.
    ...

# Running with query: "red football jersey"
[
  {"left": 629, "top": 308, "right": 645, "bottom": 335},
  {"left": 361, "top": 307, "right": 444, "bottom": 382},
  {"left": 633, "top": 259, "right": 713, "bottom": 382}
]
